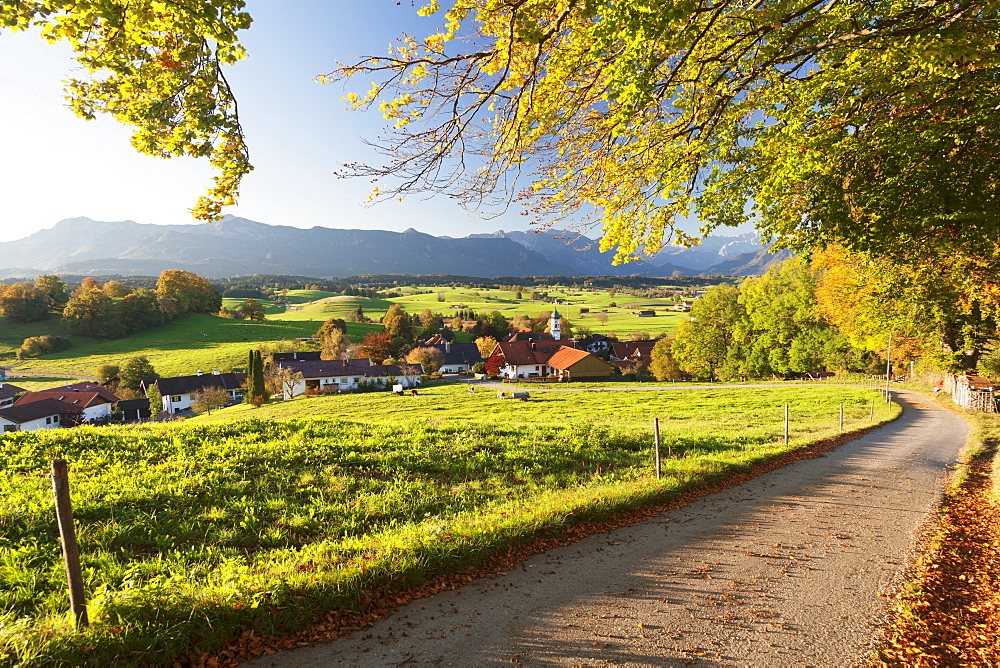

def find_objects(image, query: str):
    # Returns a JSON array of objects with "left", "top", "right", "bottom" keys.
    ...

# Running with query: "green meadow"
[
  {"left": 263, "top": 286, "right": 690, "bottom": 337},
  {"left": 0, "top": 383, "right": 896, "bottom": 665},
  {"left": 12, "top": 314, "right": 379, "bottom": 378}
]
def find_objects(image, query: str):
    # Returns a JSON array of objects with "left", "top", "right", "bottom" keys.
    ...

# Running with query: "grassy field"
[
  {"left": 13, "top": 314, "right": 380, "bottom": 378},
  {"left": 263, "top": 287, "right": 689, "bottom": 337},
  {"left": 0, "top": 383, "right": 895, "bottom": 665}
]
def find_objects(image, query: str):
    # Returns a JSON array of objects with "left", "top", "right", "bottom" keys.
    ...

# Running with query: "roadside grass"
[
  {"left": 12, "top": 315, "right": 375, "bottom": 378},
  {"left": 0, "top": 385, "right": 895, "bottom": 666},
  {"left": 873, "top": 393, "right": 1000, "bottom": 665}
]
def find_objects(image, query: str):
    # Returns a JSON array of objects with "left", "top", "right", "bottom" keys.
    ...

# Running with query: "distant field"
[
  {"left": 265, "top": 286, "right": 689, "bottom": 337},
  {"left": 0, "top": 383, "right": 895, "bottom": 665},
  {"left": 0, "top": 314, "right": 71, "bottom": 363}
]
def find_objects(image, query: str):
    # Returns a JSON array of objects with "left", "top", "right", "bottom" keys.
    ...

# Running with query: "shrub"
[{"left": 17, "top": 335, "right": 72, "bottom": 359}]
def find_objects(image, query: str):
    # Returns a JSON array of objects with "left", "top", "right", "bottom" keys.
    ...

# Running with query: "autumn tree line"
[
  {"left": 0, "top": 271, "right": 223, "bottom": 357},
  {"left": 652, "top": 253, "right": 1000, "bottom": 383}
]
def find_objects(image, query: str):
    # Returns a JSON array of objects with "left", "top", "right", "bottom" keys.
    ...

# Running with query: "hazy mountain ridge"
[{"left": 0, "top": 216, "right": 788, "bottom": 279}]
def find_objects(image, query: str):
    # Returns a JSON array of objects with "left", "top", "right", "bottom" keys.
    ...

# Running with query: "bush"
[
  {"left": 17, "top": 335, "right": 72, "bottom": 359},
  {"left": 472, "top": 361, "right": 486, "bottom": 374}
]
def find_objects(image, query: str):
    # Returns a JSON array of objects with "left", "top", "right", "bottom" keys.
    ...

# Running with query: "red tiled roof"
[
  {"left": 15, "top": 391, "right": 112, "bottom": 409},
  {"left": 495, "top": 340, "right": 572, "bottom": 366},
  {"left": 60, "top": 381, "right": 120, "bottom": 402},
  {"left": 546, "top": 347, "right": 594, "bottom": 370}
]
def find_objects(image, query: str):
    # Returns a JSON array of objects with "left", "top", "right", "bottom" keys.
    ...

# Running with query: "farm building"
[
  {"left": 143, "top": 370, "right": 247, "bottom": 415},
  {"left": 276, "top": 358, "right": 422, "bottom": 398},
  {"left": 546, "top": 347, "right": 614, "bottom": 380},
  {"left": 947, "top": 374, "right": 997, "bottom": 412}
]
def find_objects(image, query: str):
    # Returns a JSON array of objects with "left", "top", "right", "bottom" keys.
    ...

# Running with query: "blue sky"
[{"left": 0, "top": 1, "right": 725, "bottom": 246}]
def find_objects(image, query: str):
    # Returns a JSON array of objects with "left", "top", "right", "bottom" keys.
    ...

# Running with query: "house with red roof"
[
  {"left": 487, "top": 339, "right": 611, "bottom": 380},
  {"left": 15, "top": 388, "right": 115, "bottom": 422},
  {"left": 0, "top": 397, "right": 80, "bottom": 432}
]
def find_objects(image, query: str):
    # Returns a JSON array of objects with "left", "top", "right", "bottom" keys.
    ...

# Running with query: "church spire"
[{"left": 550, "top": 307, "right": 562, "bottom": 341}]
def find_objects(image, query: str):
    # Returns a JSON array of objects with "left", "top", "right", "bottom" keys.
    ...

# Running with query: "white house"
[
  {"left": 143, "top": 370, "right": 247, "bottom": 415},
  {"left": 422, "top": 338, "right": 484, "bottom": 373},
  {"left": 277, "top": 358, "right": 423, "bottom": 399},
  {"left": 0, "top": 398, "right": 76, "bottom": 432}
]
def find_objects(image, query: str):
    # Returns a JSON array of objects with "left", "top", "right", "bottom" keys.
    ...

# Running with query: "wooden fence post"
[
  {"left": 839, "top": 403, "right": 844, "bottom": 431},
  {"left": 784, "top": 404, "right": 789, "bottom": 446},
  {"left": 870, "top": 397, "right": 875, "bottom": 421},
  {"left": 653, "top": 417, "right": 661, "bottom": 480},
  {"left": 51, "top": 459, "right": 88, "bottom": 628}
]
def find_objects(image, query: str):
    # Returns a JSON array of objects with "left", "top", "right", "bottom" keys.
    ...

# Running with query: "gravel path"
[{"left": 244, "top": 391, "right": 966, "bottom": 667}]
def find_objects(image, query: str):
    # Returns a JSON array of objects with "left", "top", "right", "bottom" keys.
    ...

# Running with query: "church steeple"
[{"left": 550, "top": 307, "right": 561, "bottom": 341}]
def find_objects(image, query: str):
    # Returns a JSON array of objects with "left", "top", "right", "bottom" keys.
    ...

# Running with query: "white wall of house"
[
  {"left": 286, "top": 372, "right": 422, "bottom": 399},
  {"left": 439, "top": 363, "right": 471, "bottom": 373},
  {"left": 500, "top": 363, "right": 551, "bottom": 379},
  {"left": 0, "top": 414, "right": 61, "bottom": 432},
  {"left": 80, "top": 403, "right": 112, "bottom": 422},
  {"left": 163, "top": 389, "right": 242, "bottom": 414}
]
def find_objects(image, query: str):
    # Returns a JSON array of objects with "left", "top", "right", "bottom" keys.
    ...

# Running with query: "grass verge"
[{"left": 872, "top": 396, "right": 1000, "bottom": 665}]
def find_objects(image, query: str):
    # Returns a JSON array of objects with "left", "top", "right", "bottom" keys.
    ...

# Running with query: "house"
[
  {"left": 0, "top": 382, "right": 26, "bottom": 408},
  {"left": 545, "top": 347, "right": 614, "bottom": 380},
  {"left": 488, "top": 339, "right": 577, "bottom": 379},
  {"left": 143, "top": 370, "right": 247, "bottom": 415},
  {"left": 15, "top": 389, "right": 115, "bottom": 422},
  {"left": 576, "top": 334, "right": 612, "bottom": 354},
  {"left": 610, "top": 340, "right": 657, "bottom": 366},
  {"left": 276, "top": 358, "right": 422, "bottom": 398},
  {"left": 59, "top": 381, "right": 121, "bottom": 403},
  {"left": 0, "top": 398, "right": 79, "bottom": 433},
  {"left": 424, "top": 341, "right": 483, "bottom": 373},
  {"left": 674, "top": 301, "right": 694, "bottom": 312},
  {"left": 635, "top": 310, "right": 656, "bottom": 317},
  {"left": 271, "top": 351, "right": 322, "bottom": 362}
]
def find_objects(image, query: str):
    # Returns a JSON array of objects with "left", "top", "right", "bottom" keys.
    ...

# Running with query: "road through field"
[{"left": 245, "top": 391, "right": 966, "bottom": 667}]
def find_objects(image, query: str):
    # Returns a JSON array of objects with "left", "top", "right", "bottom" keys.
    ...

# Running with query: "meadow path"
[{"left": 245, "top": 391, "right": 966, "bottom": 667}]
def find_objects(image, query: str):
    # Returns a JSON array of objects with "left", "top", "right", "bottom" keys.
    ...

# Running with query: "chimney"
[
  {"left": 445, "top": 341, "right": 451, "bottom": 354},
  {"left": 530, "top": 341, "right": 536, "bottom": 350},
  {"left": 196, "top": 370, "right": 203, "bottom": 376},
  {"left": 212, "top": 369, "right": 222, "bottom": 375}
]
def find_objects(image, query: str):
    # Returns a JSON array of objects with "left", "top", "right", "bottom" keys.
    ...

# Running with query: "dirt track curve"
[{"left": 244, "top": 391, "right": 966, "bottom": 667}]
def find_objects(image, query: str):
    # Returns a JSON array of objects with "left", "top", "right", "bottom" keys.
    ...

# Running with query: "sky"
[{"left": 0, "top": 2, "right": 730, "bottom": 246}]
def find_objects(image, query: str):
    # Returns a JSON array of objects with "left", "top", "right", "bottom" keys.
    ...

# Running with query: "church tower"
[{"left": 550, "top": 307, "right": 562, "bottom": 341}]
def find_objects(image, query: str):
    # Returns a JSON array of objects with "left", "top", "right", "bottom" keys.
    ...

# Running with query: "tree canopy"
[
  {"left": 333, "top": 0, "right": 1000, "bottom": 263},
  {"left": 10, "top": 1, "right": 1000, "bottom": 267},
  {"left": 2, "top": 1, "right": 252, "bottom": 219}
]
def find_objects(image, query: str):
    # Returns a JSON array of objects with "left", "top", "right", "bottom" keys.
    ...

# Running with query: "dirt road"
[{"left": 245, "top": 391, "right": 966, "bottom": 666}]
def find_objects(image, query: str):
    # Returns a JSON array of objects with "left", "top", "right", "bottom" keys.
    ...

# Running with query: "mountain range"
[{"left": 0, "top": 216, "right": 792, "bottom": 279}]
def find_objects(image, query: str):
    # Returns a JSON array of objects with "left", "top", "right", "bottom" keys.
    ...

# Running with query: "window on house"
[
  {"left": 171, "top": 396, "right": 181, "bottom": 402},
  {"left": 3, "top": 425, "right": 15, "bottom": 432},
  {"left": 45, "top": 417, "right": 51, "bottom": 424},
  {"left": 53, "top": 415, "right": 59, "bottom": 422}
]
